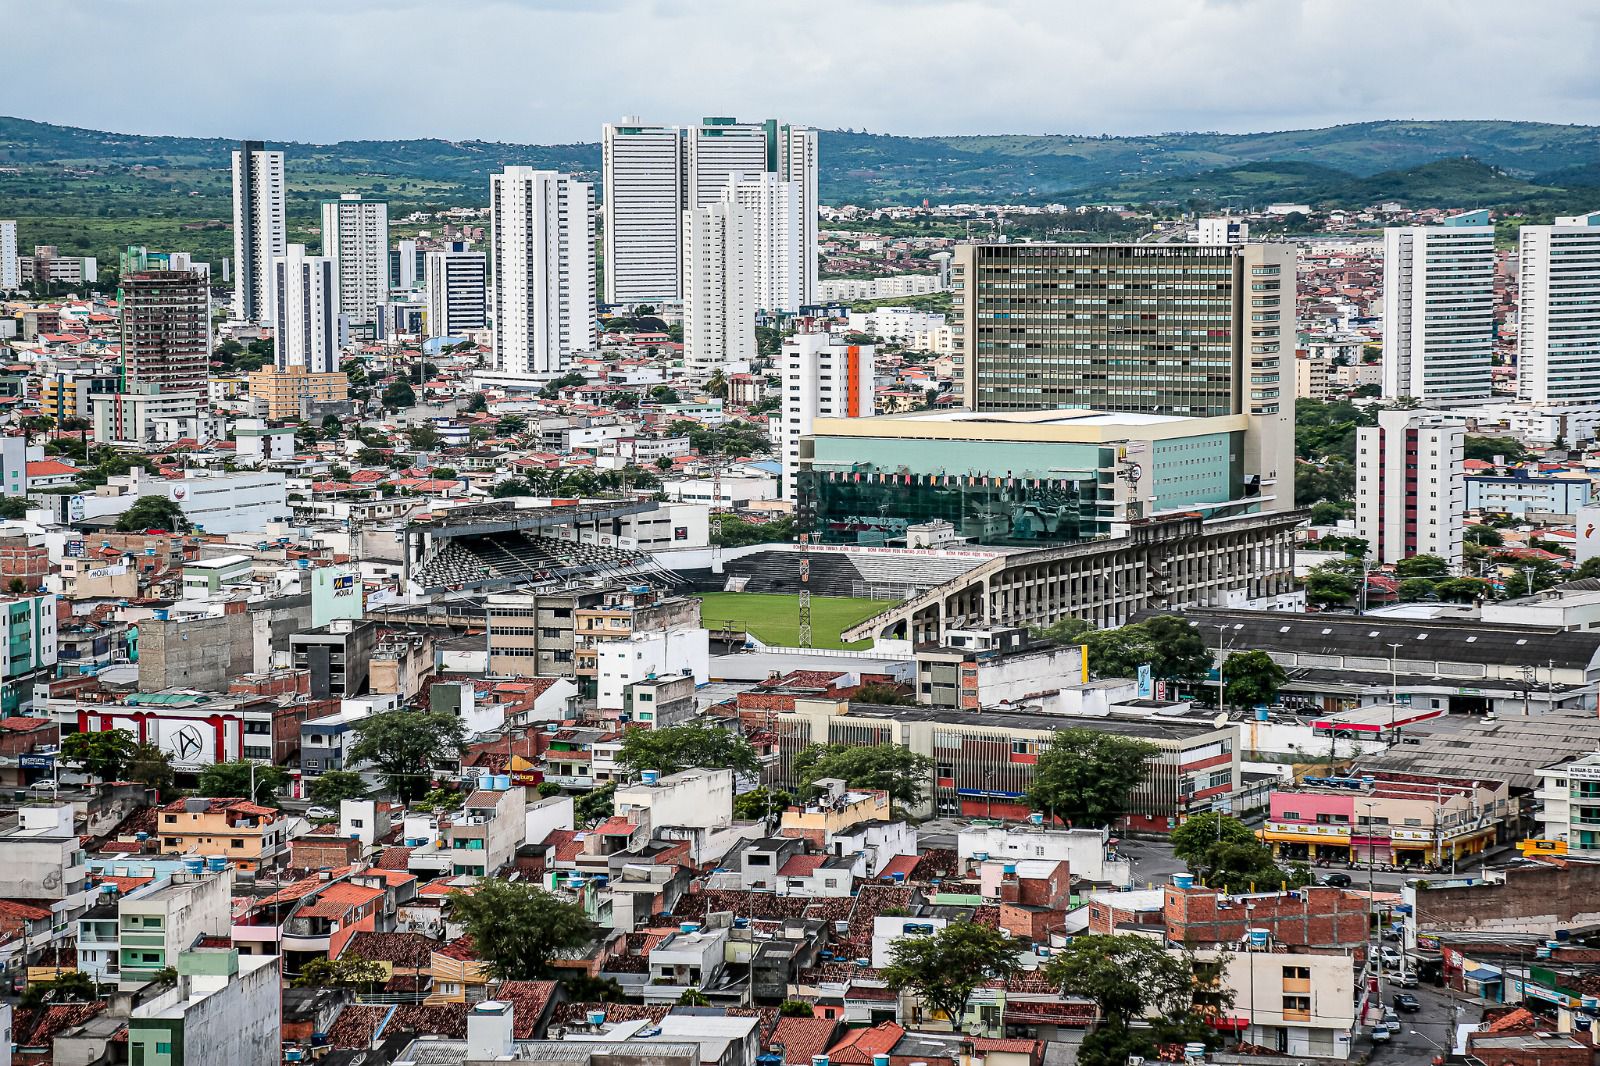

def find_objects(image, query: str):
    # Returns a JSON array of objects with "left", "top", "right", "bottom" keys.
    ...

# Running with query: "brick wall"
[
  {"left": 1419, "top": 862, "right": 1600, "bottom": 936},
  {"left": 1163, "top": 885, "right": 1369, "bottom": 948}
]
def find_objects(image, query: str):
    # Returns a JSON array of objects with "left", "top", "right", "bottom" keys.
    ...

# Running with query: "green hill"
[{"left": 7, "top": 116, "right": 1600, "bottom": 265}]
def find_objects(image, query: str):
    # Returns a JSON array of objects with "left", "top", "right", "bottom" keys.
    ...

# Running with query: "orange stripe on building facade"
[{"left": 846, "top": 345, "right": 862, "bottom": 418}]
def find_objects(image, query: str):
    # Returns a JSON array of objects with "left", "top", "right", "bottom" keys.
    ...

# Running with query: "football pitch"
[{"left": 697, "top": 592, "right": 893, "bottom": 651}]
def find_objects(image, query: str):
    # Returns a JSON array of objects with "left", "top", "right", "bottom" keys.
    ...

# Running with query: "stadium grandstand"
[
  {"left": 402, "top": 501, "right": 680, "bottom": 594},
  {"left": 714, "top": 543, "right": 1001, "bottom": 600}
]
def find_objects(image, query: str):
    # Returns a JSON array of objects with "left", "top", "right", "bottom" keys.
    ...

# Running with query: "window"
[
  {"left": 1280, "top": 810, "right": 1300, "bottom": 820},
  {"left": 231, "top": 838, "right": 245, "bottom": 848},
  {"left": 156, "top": 1043, "right": 172, "bottom": 1056},
  {"left": 1283, "top": 965, "right": 1310, "bottom": 980}
]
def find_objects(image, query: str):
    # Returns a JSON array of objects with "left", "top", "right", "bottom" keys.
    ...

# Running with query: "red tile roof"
[{"left": 829, "top": 1022, "right": 905, "bottom": 1064}]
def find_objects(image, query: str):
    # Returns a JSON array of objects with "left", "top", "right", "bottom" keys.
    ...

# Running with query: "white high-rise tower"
[
  {"left": 778, "top": 124, "right": 819, "bottom": 306},
  {"left": 231, "top": 141, "right": 286, "bottom": 325},
  {"left": 1382, "top": 210, "right": 1495, "bottom": 407},
  {"left": 1519, "top": 211, "right": 1600, "bottom": 406},
  {"left": 320, "top": 193, "right": 389, "bottom": 329},
  {"left": 490, "top": 167, "right": 596, "bottom": 381},
  {"left": 272, "top": 244, "right": 343, "bottom": 374},
  {"left": 425, "top": 249, "right": 487, "bottom": 339},
  {"left": 602, "top": 119, "right": 684, "bottom": 306},
  {"left": 0, "top": 220, "right": 18, "bottom": 291}
]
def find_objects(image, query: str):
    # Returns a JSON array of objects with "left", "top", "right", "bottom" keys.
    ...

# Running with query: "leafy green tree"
[
  {"left": 1575, "top": 557, "right": 1600, "bottom": 581},
  {"left": 1222, "top": 650, "right": 1287, "bottom": 708},
  {"left": 1294, "top": 457, "right": 1355, "bottom": 507},
  {"left": 1434, "top": 577, "right": 1493, "bottom": 603},
  {"left": 1134, "top": 615, "right": 1216, "bottom": 683},
  {"left": 616, "top": 722, "right": 760, "bottom": 778},
  {"left": 348, "top": 710, "right": 465, "bottom": 802},
  {"left": 449, "top": 879, "right": 595, "bottom": 979},
  {"left": 1395, "top": 554, "right": 1450, "bottom": 579},
  {"left": 677, "top": 988, "right": 710, "bottom": 1006},
  {"left": 196, "top": 760, "right": 288, "bottom": 806},
  {"left": 1397, "top": 577, "right": 1438, "bottom": 602},
  {"left": 539, "top": 372, "right": 588, "bottom": 399},
  {"left": 778, "top": 999, "right": 815, "bottom": 1017},
  {"left": 1045, "top": 934, "right": 1228, "bottom": 1066},
  {"left": 406, "top": 424, "right": 441, "bottom": 450},
  {"left": 127, "top": 743, "right": 176, "bottom": 797},
  {"left": 320, "top": 414, "right": 343, "bottom": 435},
  {"left": 1464, "top": 434, "right": 1530, "bottom": 464},
  {"left": 114, "top": 495, "right": 189, "bottom": 532},
  {"left": 308, "top": 770, "right": 369, "bottom": 806},
  {"left": 292, "top": 953, "right": 387, "bottom": 990},
  {"left": 733, "top": 787, "right": 793, "bottom": 821},
  {"left": 1034, "top": 616, "right": 1095, "bottom": 644},
  {"left": 465, "top": 392, "right": 489, "bottom": 413},
  {"left": 20, "top": 970, "right": 100, "bottom": 1009},
  {"left": 574, "top": 783, "right": 617, "bottom": 824},
  {"left": 1305, "top": 563, "right": 1358, "bottom": 607},
  {"left": 1309, "top": 500, "right": 1348, "bottom": 525},
  {"left": 0, "top": 496, "right": 31, "bottom": 520},
  {"left": 711, "top": 514, "right": 794, "bottom": 547},
  {"left": 1027, "top": 729, "right": 1157, "bottom": 828},
  {"left": 536, "top": 781, "right": 564, "bottom": 798},
  {"left": 1170, "top": 813, "right": 1307, "bottom": 890},
  {"left": 62, "top": 728, "right": 135, "bottom": 781},
  {"left": 792, "top": 743, "right": 934, "bottom": 807},
  {"left": 882, "top": 922, "right": 1020, "bottom": 1028},
  {"left": 1466, "top": 524, "right": 1503, "bottom": 548},
  {"left": 852, "top": 681, "right": 916, "bottom": 706},
  {"left": 381, "top": 381, "right": 416, "bottom": 410}
]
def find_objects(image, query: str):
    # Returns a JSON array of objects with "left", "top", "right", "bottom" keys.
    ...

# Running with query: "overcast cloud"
[{"left": 7, "top": 0, "right": 1600, "bottom": 143}]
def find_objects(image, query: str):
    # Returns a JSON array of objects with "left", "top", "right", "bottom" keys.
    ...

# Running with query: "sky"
[{"left": 7, "top": 0, "right": 1600, "bottom": 145}]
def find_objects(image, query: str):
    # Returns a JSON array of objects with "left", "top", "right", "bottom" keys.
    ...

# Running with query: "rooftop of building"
[{"left": 811, "top": 406, "right": 1249, "bottom": 444}]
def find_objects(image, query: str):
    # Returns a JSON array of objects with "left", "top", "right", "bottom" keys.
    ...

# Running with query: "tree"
[
  {"left": 616, "top": 722, "right": 760, "bottom": 778},
  {"left": 852, "top": 681, "right": 916, "bottom": 706},
  {"left": 778, "top": 999, "right": 815, "bottom": 1017},
  {"left": 308, "top": 770, "right": 369, "bottom": 806},
  {"left": 1046, "top": 934, "right": 1215, "bottom": 1066},
  {"left": 449, "top": 879, "right": 595, "bottom": 980},
  {"left": 1134, "top": 615, "right": 1215, "bottom": 683},
  {"left": 1464, "top": 434, "right": 1530, "bottom": 464},
  {"left": 1309, "top": 500, "right": 1347, "bottom": 525},
  {"left": 196, "top": 760, "right": 288, "bottom": 806},
  {"left": 465, "top": 392, "right": 490, "bottom": 413},
  {"left": 320, "top": 414, "right": 344, "bottom": 435},
  {"left": 733, "top": 787, "right": 793, "bottom": 821},
  {"left": 792, "top": 743, "right": 934, "bottom": 807},
  {"left": 536, "top": 781, "right": 564, "bottom": 798},
  {"left": 677, "top": 988, "right": 710, "bottom": 1006},
  {"left": 1466, "top": 524, "right": 1503, "bottom": 548},
  {"left": 126, "top": 743, "right": 176, "bottom": 798},
  {"left": 1305, "top": 563, "right": 1358, "bottom": 607},
  {"left": 1034, "top": 615, "right": 1095, "bottom": 644},
  {"left": 114, "top": 495, "right": 189, "bottom": 532},
  {"left": 0, "top": 497, "right": 31, "bottom": 520},
  {"left": 20, "top": 970, "right": 99, "bottom": 1009},
  {"left": 1434, "top": 577, "right": 1493, "bottom": 603},
  {"left": 1575, "top": 556, "right": 1600, "bottom": 581},
  {"left": 1027, "top": 729, "right": 1156, "bottom": 828},
  {"left": 574, "top": 783, "right": 617, "bottom": 824},
  {"left": 348, "top": 710, "right": 466, "bottom": 803},
  {"left": 292, "top": 953, "right": 387, "bottom": 990},
  {"left": 1395, "top": 554, "right": 1450, "bottom": 579},
  {"left": 406, "top": 424, "right": 441, "bottom": 450},
  {"left": 1397, "top": 577, "right": 1438, "bottom": 602},
  {"left": 62, "top": 728, "right": 135, "bottom": 781},
  {"left": 882, "top": 922, "right": 1020, "bottom": 1028},
  {"left": 1222, "top": 650, "right": 1287, "bottom": 708},
  {"left": 381, "top": 381, "right": 416, "bottom": 410},
  {"left": 1170, "top": 813, "right": 1306, "bottom": 890}
]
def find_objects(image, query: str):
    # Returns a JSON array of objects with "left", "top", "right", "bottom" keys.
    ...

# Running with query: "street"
[{"left": 1371, "top": 980, "right": 1468, "bottom": 1062}]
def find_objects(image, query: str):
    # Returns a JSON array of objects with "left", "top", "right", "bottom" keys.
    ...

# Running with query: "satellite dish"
[{"left": 1213, "top": 713, "right": 1229, "bottom": 728}]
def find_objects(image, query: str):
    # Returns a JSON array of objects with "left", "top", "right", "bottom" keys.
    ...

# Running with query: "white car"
[
  {"left": 1370, "top": 1024, "right": 1391, "bottom": 1043},
  {"left": 306, "top": 806, "right": 336, "bottom": 821}
]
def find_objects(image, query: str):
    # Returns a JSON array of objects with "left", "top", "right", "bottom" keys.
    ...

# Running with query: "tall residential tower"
[
  {"left": 490, "top": 167, "right": 596, "bottom": 381},
  {"left": 319, "top": 193, "right": 388, "bottom": 329},
  {"left": 1381, "top": 210, "right": 1496, "bottom": 407},
  {"left": 272, "top": 244, "right": 341, "bottom": 374},
  {"left": 230, "top": 141, "right": 286, "bottom": 325},
  {"left": 1518, "top": 211, "right": 1600, "bottom": 406},
  {"left": 602, "top": 120, "right": 685, "bottom": 305}
]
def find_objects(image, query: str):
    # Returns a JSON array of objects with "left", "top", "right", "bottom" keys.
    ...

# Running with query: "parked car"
[
  {"left": 306, "top": 806, "right": 336, "bottom": 821},
  {"left": 1382, "top": 1010, "right": 1402, "bottom": 1034},
  {"left": 1323, "top": 872, "right": 1353, "bottom": 888},
  {"left": 1370, "top": 1023, "right": 1391, "bottom": 1043},
  {"left": 1393, "top": 993, "right": 1421, "bottom": 1013},
  {"left": 1397, "top": 970, "right": 1419, "bottom": 988}
]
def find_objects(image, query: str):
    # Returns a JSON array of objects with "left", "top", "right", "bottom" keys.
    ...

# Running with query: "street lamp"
[
  {"left": 1522, "top": 565, "right": 1537, "bottom": 596},
  {"left": 1362, "top": 799, "right": 1384, "bottom": 1025},
  {"left": 1386, "top": 643, "right": 1403, "bottom": 734},
  {"left": 1215, "top": 624, "right": 1230, "bottom": 716}
]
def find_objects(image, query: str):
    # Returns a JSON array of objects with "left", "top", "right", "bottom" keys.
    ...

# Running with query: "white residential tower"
[
  {"left": 489, "top": 167, "right": 596, "bottom": 381},
  {"left": 230, "top": 141, "right": 286, "bottom": 325},
  {"left": 1381, "top": 210, "right": 1495, "bottom": 407},
  {"left": 320, "top": 193, "right": 389, "bottom": 329}
]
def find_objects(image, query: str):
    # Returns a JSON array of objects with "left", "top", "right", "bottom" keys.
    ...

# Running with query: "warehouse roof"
[
  {"left": 1354, "top": 711, "right": 1600, "bottom": 790},
  {"left": 1137, "top": 608, "right": 1600, "bottom": 673}
]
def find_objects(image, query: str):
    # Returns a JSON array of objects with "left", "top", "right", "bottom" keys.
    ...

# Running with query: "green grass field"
[{"left": 697, "top": 592, "right": 893, "bottom": 651}]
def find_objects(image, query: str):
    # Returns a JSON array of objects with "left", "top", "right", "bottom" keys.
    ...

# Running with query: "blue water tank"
[
  {"left": 494, "top": 774, "right": 511, "bottom": 791},
  {"left": 207, "top": 856, "right": 227, "bottom": 872}
]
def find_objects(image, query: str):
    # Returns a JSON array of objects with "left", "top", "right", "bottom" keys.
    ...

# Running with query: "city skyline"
[{"left": 4, "top": 0, "right": 1598, "bottom": 144}]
